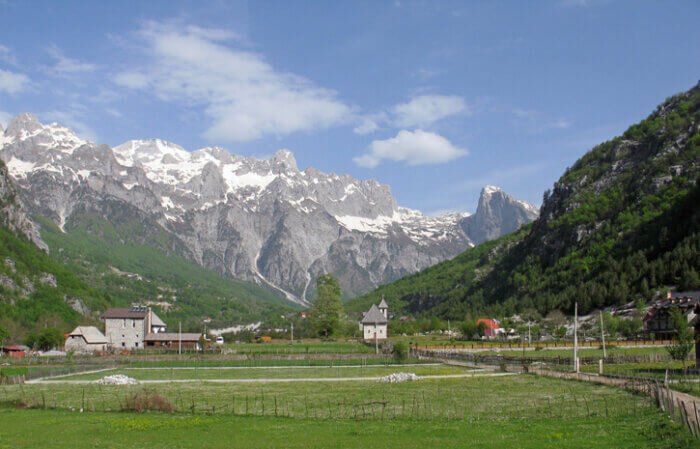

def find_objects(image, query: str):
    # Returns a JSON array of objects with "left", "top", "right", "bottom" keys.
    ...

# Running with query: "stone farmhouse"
[
  {"left": 101, "top": 307, "right": 167, "bottom": 350},
  {"left": 361, "top": 298, "right": 389, "bottom": 340},
  {"left": 65, "top": 326, "right": 109, "bottom": 352}
]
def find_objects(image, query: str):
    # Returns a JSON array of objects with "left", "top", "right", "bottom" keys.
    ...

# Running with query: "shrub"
[
  {"left": 392, "top": 341, "right": 408, "bottom": 363},
  {"left": 121, "top": 393, "right": 173, "bottom": 413}
]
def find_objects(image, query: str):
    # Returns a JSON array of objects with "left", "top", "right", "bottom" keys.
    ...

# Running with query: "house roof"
[
  {"left": 477, "top": 319, "right": 499, "bottom": 329},
  {"left": 378, "top": 298, "right": 389, "bottom": 309},
  {"left": 361, "top": 304, "right": 388, "bottom": 324},
  {"left": 145, "top": 333, "right": 201, "bottom": 342},
  {"left": 643, "top": 292, "right": 700, "bottom": 321},
  {"left": 68, "top": 326, "right": 108, "bottom": 344},
  {"left": 151, "top": 311, "right": 166, "bottom": 327},
  {"left": 101, "top": 307, "right": 150, "bottom": 319}
]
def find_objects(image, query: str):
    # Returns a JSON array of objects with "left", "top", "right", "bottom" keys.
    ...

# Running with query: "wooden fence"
[{"left": 414, "top": 339, "right": 673, "bottom": 351}]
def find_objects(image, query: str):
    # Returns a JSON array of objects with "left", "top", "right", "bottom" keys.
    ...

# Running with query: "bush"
[
  {"left": 121, "top": 393, "right": 173, "bottom": 413},
  {"left": 392, "top": 341, "right": 409, "bottom": 363}
]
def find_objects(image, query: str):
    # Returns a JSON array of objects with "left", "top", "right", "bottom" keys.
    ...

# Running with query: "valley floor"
[
  {"left": 0, "top": 408, "right": 692, "bottom": 449},
  {"left": 0, "top": 373, "right": 696, "bottom": 448}
]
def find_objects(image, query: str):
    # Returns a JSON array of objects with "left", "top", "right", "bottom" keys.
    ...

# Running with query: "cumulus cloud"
[
  {"left": 391, "top": 94, "right": 468, "bottom": 128},
  {"left": 354, "top": 129, "right": 467, "bottom": 168},
  {"left": 114, "top": 21, "right": 352, "bottom": 142},
  {"left": 47, "top": 44, "right": 96, "bottom": 74},
  {"left": 0, "top": 68, "right": 29, "bottom": 94}
]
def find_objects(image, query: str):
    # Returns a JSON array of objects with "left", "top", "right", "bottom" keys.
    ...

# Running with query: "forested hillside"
[{"left": 347, "top": 82, "right": 700, "bottom": 320}]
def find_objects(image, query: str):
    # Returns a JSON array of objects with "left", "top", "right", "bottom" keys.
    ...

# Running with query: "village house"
[
  {"left": 643, "top": 291, "right": 700, "bottom": 338},
  {"left": 477, "top": 318, "right": 501, "bottom": 339},
  {"left": 101, "top": 307, "right": 167, "bottom": 350},
  {"left": 361, "top": 298, "right": 389, "bottom": 340},
  {"left": 64, "top": 326, "right": 109, "bottom": 353}
]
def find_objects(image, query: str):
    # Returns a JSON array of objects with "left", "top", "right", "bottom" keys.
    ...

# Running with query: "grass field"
[
  {"left": 5, "top": 373, "right": 659, "bottom": 420},
  {"left": 0, "top": 374, "right": 695, "bottom": 448},
  {"left": 0, "top": 408, "right": 694, "bottom": 449},
  {"left": 46, "top": 363, "right": 472, "bottom": 382}
]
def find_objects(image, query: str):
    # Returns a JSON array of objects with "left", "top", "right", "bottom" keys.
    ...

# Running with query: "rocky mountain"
[
  {"left": 461, "top": 185, "right": 539, "bottom": 245},
  {"left": 0, "top": 114, "right": 538, "bottom": 305},
  {"left": 347, "top": 81, "right": 699, "bottom": 319},
  {"left": 0, "top": 133, "right": 46, "bottom": 251}
]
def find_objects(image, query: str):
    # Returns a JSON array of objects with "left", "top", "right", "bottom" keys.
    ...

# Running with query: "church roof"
[
  {"left": 378, "top": 298, "right": 388, "bottom": 309},
  {"left": 361, "top": 304, "right": 388, "bottom": 324}
]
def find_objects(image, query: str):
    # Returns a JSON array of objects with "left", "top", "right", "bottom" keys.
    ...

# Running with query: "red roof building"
[
  {"left": 477, "top": 319, "right": 500, "bottom": 339},
  {"left": 1, "top": 345, "right": 26, "bottom": 357}
]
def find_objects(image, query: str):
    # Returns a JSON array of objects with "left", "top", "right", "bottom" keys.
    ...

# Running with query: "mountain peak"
[
  {"left": 481, "top": 185, "right": 503, "bottom": 196},
  {"left": 270, "top": 149, "right": 298, "bottom": 171},
  {"left": 5, "top": 113, "right": 43, "bottom": 137}
]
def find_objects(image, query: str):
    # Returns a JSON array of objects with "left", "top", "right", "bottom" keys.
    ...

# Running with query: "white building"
[
  {"left": 65, "top": 326, "right": 109, "bottom": 352},
  {"left": 361, "top": 298, "right": 389, "bottom": 340},
  {"left": 101, "top": 307, "right": 166, "bottom": 350}
]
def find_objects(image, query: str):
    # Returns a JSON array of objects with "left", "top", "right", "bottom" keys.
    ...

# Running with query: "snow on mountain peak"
[{"left": 482, "top": 185, "right": 503, "bottom": 196}]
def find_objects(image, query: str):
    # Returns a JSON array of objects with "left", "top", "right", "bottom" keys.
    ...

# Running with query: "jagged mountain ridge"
[{"left": 0, "top": 114, "right": 538, "bottom": 304}]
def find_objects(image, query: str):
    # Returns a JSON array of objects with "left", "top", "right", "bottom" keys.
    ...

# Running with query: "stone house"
[
  {"left": 361, "top": 298, "right": 389, "bottom": 340},
  {"left": 65, "top": 326, "right": 109, "bottom": 352},
  {"left": 101, "top": 307, "right": 166, "bottom": 350}
]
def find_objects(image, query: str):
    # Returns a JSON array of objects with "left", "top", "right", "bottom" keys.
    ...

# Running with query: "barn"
[{"left": 65, "top": 326, "right": 109, "bottom": 352}]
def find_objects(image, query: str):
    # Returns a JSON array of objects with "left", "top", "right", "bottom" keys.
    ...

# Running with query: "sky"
[{"left": 0, "top": 1, "right": 698, "bottom": 215}]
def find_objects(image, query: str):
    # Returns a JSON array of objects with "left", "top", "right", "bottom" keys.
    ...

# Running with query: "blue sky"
[{"left": 0, "top": 1, "right": 698, "bottom": 214}]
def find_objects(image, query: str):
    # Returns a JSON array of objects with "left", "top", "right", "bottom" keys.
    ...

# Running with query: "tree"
[
  {"left": 0, "top": 325, "right": 8, "bottom": 349},
  {"left": 309, "top": 274, "right": 343, "bottom": 338},
  {"left": 460, "top": 320, "right": 479, "bottom": 340},
  {"left": 666, "top": 307, "right": 694, "bottom": 369},
  {"left": 27, "top": 328, "right": 64, "bottom": 351}
]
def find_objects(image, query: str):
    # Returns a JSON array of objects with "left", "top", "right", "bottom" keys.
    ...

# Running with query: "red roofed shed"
[{"left": 477, "top": 319, "right": 500, "bottom": 339}]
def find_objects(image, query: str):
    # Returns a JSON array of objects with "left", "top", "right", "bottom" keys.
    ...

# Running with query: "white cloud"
[
  {"left": 0, "top": 110, "right": 13, "bottom": 128},
  {"left": 391, "top": 94, "right": 468, "bottom": 128},
  {"left": 354, "top": 129, "right": 467, "bottom": 168},
  {"left": 0, "top": 68, "right": 29, "bottom": 94},
  {"left": 114, "top": 21, "right": 352, "bottom": 142},
  {"left": 0, "top": 44, "right": 17, "bottom": 65},
  {"left": 47, "top": 44, "right": 96, "bottom": 74},
  {"left": 353, "top": 112, "right": 386, "bottom": 135}
]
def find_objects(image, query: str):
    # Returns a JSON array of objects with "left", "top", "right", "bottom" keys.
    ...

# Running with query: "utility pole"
[
  {"left": 528, "top": 322, "right": 532, "bottom": 345},
  {"left": 599, "top": 310, "right": 606, "bottom": 358},
  {"left": 374, "top": 328, "right": 379, "bottom": 354},
  {"left": 178, "top": 321, "right": 182, "bottom": 355},
  {"left": 573, "top": 302, "right": 579, "bottom": 372},
  {"left": 290, "top": 321, "right": 294, "bottom": 344}
]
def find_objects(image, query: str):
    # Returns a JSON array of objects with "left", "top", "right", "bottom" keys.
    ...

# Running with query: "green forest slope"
[{"left": 347, "top": 82, "right": 700, "bottom": 320}]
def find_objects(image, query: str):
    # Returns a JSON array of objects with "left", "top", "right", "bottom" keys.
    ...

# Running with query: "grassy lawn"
[
  {"left": 0, "top": 407, "right": 694, "bottom": 449},
  {"left": 476, "top": 346, "right": 677, "bottom": 359},
  {"left": 220, "top": 341, "right": 376, "bottom": 355},
  {"left": 2, "top": 374, "right": 694, "bottom": 447},
  {"left": 5, "top": 374, "right": 656, "bottom": 421},
  {"left": 50, "top": 364, "right": 471, "bottom": 381}
]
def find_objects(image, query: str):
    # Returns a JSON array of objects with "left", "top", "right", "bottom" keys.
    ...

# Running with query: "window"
[
  {"left": 121, "top": 342, "right": 125, "bottom": 347},
  {"left": 135, "top": 342, "right": 139, "bottom": 348},
  {"left": 132, "top": 320, "right": 135, "bottom": 328}
]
